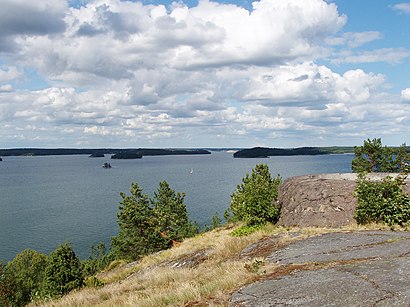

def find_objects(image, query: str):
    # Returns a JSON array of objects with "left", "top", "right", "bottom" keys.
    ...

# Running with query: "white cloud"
[
  {"left": 401, "top": 88, "right": 410, "bottom": 100},
  {"left": 0, "top": 84, "right": 13, "bottom": 92},
  {"left": 391, "top": 3, "right": 410, "bottom": 14},
  {"left": 0, "top": 66, "right": 21, "bottom": 82},
  {"left": 326, "top": 31, "right": 383, "bottom": 48},
  {"left": 0, "top": 0, "right": 409, "bottom": 147},
  {"left": 332, "top": 48, "right": 410, "bottom": 65}
]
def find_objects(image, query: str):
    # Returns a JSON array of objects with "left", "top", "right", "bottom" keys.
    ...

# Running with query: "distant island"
[
  {"left": 111, "top": 152, "right": 143, "bottom": 159},
  {"left": 0, "top": 148, "right": 211, "bottom": 158},
  {"left": 233, "top": 146, "right": 354, "bottom": 158}
]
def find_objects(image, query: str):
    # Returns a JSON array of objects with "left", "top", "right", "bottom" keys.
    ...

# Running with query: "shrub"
[
  {"left": 3, "top": 249, "right": 48, "bottom": 306},
  {"left": 231, "top": 224, "right": 264, "bottom": 237},
  {"left": 228, "top": 164, "right": 281, "bottom": 226},
  {"left": 354, "top": 174, "right": 410, "bottom": 227}
]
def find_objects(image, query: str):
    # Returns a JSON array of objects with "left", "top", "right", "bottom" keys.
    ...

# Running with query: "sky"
[{"left": 0, "top": 0, "right": 410, "bottom": 148}]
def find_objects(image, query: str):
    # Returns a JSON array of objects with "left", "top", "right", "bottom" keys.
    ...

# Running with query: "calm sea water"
[{"left": 0, "top": 151, "right": 353, "bottom": 262}]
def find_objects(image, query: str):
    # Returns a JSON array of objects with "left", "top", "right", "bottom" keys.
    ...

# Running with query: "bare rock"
[{"left": 277, "top": 173, "right": 410, "bottom": 228}]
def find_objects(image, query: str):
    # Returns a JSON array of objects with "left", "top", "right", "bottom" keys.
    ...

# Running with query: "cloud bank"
[{"left": 0, "top": 0, "right": 409, "bottom": 147}]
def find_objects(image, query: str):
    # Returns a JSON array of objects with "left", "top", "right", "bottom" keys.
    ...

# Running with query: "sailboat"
[{"left": 189, "top": 168, "right": 193, "bottom": 174}]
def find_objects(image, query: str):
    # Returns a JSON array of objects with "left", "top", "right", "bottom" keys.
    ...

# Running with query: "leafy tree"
[
  {"left": 111, "top": 182, "right": 162, "bottom": 260},
  {"left": 152, "top": 181, "right": 197, "bottom": 247},
  {"left": 43, "top": 243, "right": 83, "bottom": 297},
  {"left": 354, "top": 174, "right": 410, "bottom": 227},
  {"left": 3, "top": 249, "right": 48, "bottom": 306},
  {"left": 352, "top": 138, "right": 409, "bottom": 173},
  {"left": 228, "top": 164, "right": 281, "bottom": 226}
]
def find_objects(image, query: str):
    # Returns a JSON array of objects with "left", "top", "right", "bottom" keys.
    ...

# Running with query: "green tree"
[
  {"left": 111, "top": 182, "right": 162, "bottom": 260},
  {"left": 352, "top": 138, "right": 409, "bottom": 173},
  {"left": 228, "top": 164, "right": 281, "bottom": 225},
  {"left": 3, "top": 249, "right": 48, "bottom": 306},
  {"left": 152, "top": 181, "right": 197, "bottom": 247},
  {"left": 43, "top": 243, "right": 83, "bottom": 297}
]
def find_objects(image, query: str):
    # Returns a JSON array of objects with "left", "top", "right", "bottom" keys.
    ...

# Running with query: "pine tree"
[
  {"left": 351, "top": 138, "right": 407, "bottom": 173},
  {"left": 43, "top": 243, "right": 83, "bottom": 297},
  {"left": 152, "top": 180, "right": 196, "bottom": 246},
  {"left": 111, "top": 182, "right": 162, "bottom": 260}
]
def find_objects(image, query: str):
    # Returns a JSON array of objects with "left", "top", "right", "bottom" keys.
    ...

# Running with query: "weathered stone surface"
[
  {"left": 231, "top": 231, "right": 410, "bottom": 306},
  {"left": 277, "top": 173, "right": 410, "bottom": 227}
]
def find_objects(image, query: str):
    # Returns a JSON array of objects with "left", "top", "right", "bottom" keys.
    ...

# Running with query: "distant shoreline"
[{"left": 0, "top": 148, "right": 211, "bottom": 157}]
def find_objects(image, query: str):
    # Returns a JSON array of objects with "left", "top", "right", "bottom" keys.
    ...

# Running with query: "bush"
[
  {"left": 3, "top": 249, "right": 48, "bottom": 306},
  {"left": 354, "top": 174, "right": 410, "bottom": 227},
  {"left": 228, "top": 164, "right": 281, "bottom": 226},
  {"left": 43, "top": 243, "right": 84, "bottom": 297}
]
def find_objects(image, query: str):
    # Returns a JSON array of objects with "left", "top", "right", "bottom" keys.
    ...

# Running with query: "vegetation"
[
  {"left": 82, "top": 242, "right": 113, "bottom": 277},
  {"left": 233, "top": 147, "right": 328, "bottom": 158},
  {"left": 226, "top": 164, "right": 281, "bottom": 227},
  {"left": 354, "top": 174, "right": 410, "bottom": 227},
  {"left": 111, "top": 180, "right": 198, "bottom": 261},
  {"left": 352, "top": 138, "right": 409, "bottom": 173},
  {"left": 43, "top": 243, "right": 84, "bottom": 297},
  {"left": 32, "top": 224, "right": 380, "bottom": 307},
  {"left": 2, "top": 249, "right": 48, "bottom": 306}
]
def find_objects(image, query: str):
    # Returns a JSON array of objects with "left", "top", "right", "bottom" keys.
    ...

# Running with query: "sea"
[{"left": 0, "top": 151, "right": 353, "bottom": 262}]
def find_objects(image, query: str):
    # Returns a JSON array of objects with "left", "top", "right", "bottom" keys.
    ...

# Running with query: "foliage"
[
  {"left": 111, "top": 182, "right": 161, "bottom": 260},
  {"left": 228, "top": 164, "right": 281, "bottom": 226},
  {"left": 152, "top": 181, "right": 197, "bottom": 247},
  {"left": 244, "top": 259, "right": 265, "bottom": 273},
  {"left": 82, "top": 242, "right": 113, "bottom": 277},
  {"left": 0, "top": 260, "right": 12, "bottom": 306},
  {"left": 43, "top": 243, "right": 84, "bottom": 297},
  {"left": 354, "top": 174, "right": 410, "bottom": 227},
  {"left": 111, "top": 181, "right": 198, "bottom": 261},
  {"left": 84, "top": 276, "right": 104, "bottom": 288},
  {"left": 2, "top": 249, "right": 48, "bottom": 306},
  {"left": 231, "top": 224, "right": 265, "bottom": 237},
  {"left": 203, "top": 212, "right": 223, "bottom": 231},
  {"left": 352, "top": 138, "right": 409, "bottom": 173}
]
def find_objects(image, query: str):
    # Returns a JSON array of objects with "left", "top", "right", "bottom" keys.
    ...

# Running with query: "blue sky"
[{"left": 0, "top": 0, "right": 409, "bottom": 148}]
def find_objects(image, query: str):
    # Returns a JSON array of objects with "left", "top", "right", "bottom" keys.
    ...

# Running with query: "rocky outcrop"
[{"left": 277, "top": 173, "right": 410, "bottom": 227}]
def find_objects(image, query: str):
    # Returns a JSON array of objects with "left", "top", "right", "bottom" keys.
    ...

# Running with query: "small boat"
[
  {"left": 189, "top": 168, "right": 193, "bottom": 174},
  {"left": 102, "top": 162, "right": 112, "bottom": 169}
]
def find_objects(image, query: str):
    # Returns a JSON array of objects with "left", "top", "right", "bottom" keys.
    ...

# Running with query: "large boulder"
[{"left": 277, "top": 173, "right": 410, "bottom": 228}]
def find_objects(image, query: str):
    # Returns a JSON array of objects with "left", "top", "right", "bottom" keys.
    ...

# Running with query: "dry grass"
[{"left": 32, "top": 223, "right": 398, "bottom": 307}]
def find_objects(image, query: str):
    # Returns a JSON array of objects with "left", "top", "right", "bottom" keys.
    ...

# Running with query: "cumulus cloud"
[
  {"left": 0, "top": 0, "right": 408, "bottom": 147},
  {"left": 0, "top": 0, "right": 67, "bottom": 51}
]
